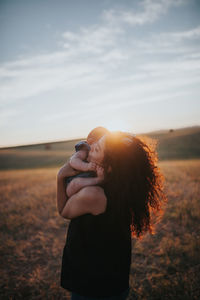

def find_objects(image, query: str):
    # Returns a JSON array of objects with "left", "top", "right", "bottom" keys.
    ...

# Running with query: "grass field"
[{"left": 0, "top": 159, "right": 199, "bottom": 299}]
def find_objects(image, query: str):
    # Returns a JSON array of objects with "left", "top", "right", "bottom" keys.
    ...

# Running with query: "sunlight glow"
[{"left": 102, "top": 118, "right": 132, "bottom": 133}]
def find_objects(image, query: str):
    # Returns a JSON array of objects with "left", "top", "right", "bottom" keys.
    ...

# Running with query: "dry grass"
[
  {"left": 129, "top": 159, "right": 200, "bottom": 299},
  {"left": 0, "top": 160, "right": 200, "bottom": 299},
  {"left": 0, "top": 168, "right": 70, "bottom": 300}
]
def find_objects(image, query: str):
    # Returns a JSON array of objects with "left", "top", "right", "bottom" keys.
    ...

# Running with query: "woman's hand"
[
  {"left": 96, "top": 165, "right": 104, "bottom": 183},
  {"left": 57, "top": 161, "right": 79, "bottom": 181},
  {"left": 86, "top": 162, "right": 97, "bottom": 172}
]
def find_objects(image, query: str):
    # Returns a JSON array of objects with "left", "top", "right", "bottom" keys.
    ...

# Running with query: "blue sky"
[{"left": 0, "top": 0, "right": 200, "bottom": 147}]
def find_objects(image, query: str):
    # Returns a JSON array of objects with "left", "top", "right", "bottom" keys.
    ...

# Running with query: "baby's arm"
[
  {"left": 69, "top": 150, "right": 96, "bottom": 172},
  {"left": 66, "top": 165, "right": 104, "bottom": 198},
  {"left": 66, "top": 177, "right": 99, "bottom": 198}
]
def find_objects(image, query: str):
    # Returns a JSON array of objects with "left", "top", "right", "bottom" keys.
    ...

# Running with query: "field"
[{"left": 0, "top": 159, "right": 200, "bottom": 299}]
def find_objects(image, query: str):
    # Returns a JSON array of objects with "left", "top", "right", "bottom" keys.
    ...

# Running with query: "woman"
[{"left": 57, "top": 131, "right": 166, "bottom": 300}]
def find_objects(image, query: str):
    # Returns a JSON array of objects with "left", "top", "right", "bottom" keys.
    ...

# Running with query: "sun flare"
[{"left": 102, "top": 119, "right": 132, "bottom": 133}]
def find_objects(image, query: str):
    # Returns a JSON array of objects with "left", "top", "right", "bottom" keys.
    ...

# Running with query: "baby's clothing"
[{"left": 65, "top": 141, "right": 96, "bottom": 186}]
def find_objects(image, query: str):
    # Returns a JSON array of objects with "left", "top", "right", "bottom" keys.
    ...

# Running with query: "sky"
[{"left": 0, "top": 0, "right": 200, "bottom": 147}]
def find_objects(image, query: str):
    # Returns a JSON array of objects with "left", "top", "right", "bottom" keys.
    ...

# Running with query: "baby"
[{"left": 66, "top": 127, "right": 109, "bottom": 198}]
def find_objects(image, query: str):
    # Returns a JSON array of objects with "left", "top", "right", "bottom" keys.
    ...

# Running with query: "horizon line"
[{"left": 0, "top": 124, "right": 199, "bottom": 150}]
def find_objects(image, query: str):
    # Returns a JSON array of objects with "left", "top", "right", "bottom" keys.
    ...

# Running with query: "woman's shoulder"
[{"left": 81, "top": 186, "right": 107, "bottom": 216}]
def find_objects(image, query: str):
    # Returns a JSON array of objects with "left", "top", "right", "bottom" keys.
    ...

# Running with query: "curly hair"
[{"left": 102, "top": 131, "right": 167, "bottom": 239}]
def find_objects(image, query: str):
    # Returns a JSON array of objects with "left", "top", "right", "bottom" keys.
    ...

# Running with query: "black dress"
[{"left": 60, "top": 185, "right": 132, "bottom": 298}]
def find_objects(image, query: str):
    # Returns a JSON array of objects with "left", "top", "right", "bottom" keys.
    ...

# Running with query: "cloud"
[
  {"left": 0, "top": 24, "right": 126, "bottom": 103},
  {"left": 102, "top": 0, "right": 186, "bottom": 26},
  {"left": 83, "top": 67, "right": 200, "bottom": 108},
  {"left": 160, "top": 25, "right": 200, "bottom": 41},
  {"left": 0, "top": 52, "right": 104, "bottom": 103},
  {"left": 125, "top": 24, "right": 200, "bottom": 56},
  {"left": 62, "top": 25, "right": 124, "bottom": 56}
]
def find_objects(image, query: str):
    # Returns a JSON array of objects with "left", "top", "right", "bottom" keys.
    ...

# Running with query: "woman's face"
[{"left": 87, "top": 135, "right": 106, "bottom": 166}]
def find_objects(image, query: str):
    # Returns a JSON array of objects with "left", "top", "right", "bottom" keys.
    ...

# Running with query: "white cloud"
[
  {"left": 83, "top": 68, "right": 200, "bottom": 109},
  {"left": 102, "top": 0, "right": 186, "bottom": 26},
  {"left": 150, "top": 25, "right": 200, "bottom": 46},
  {"left": 126, "top": 24, "right": 200, "bottom": 56},
  {"left": 62, "top": 25, "right": 124, "bottom": 55},
  {"left": 167, "top": 25, "right": 200, "bottom": 40},
  {"left": 0, "top": 60, "right": 99, "bottom": 102}
]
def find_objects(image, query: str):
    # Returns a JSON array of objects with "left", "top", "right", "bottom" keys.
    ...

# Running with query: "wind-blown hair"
[{"left": 102, "top": 131, "right": 167, "bottom": 239}]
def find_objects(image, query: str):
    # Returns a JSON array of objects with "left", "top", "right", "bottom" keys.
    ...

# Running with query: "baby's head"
[{"left": 87, "top": 126, "right": 109, "bottom": 145}]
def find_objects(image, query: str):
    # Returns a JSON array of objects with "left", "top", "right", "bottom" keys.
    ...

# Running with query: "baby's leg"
[{"left": 66, "top": 176, "right": 99, "bottom": 198}]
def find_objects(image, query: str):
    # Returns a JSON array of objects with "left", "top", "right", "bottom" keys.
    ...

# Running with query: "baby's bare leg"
[{"left": 66, "top": 177, "right": 100, "bottom": 198}]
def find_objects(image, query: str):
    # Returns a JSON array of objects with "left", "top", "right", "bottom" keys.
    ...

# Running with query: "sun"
[{"left": 102, "top": 119, "right": 131, "bottom": 133}]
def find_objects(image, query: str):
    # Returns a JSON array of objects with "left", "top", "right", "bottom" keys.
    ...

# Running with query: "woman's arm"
[
  {"left": 57, "top": 161, "right": 79, "bottom": 215},
  {"left": 61, "top": 186, "right": 107, "bottom": 219}
]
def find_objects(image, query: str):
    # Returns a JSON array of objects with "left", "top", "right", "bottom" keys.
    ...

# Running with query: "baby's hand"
[{"left": 87, "top": 162, "right": 97, "bottom": 171}]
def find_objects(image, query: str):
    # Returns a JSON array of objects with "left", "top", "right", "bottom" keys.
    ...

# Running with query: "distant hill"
[
  {"left": 0, "top": 126, "right": 199, "bottom": 170},
  {"left": 0, "top": 138, "right": 81, "bottom": 170},
  {"left": 145, "top": 126, "right": 200, "bottom": 160}
]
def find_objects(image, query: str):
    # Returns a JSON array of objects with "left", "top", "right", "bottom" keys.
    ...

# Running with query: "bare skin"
[
  {"left": 69, "top": 150, "right": 96, "bottom": 172},
  {"left": 66, "top": 136, "right": 105, "bottom": 198},
  {"left": 56, "top": 135, "right": 107, "bottom": 219},
  {"left": 66, "top": 165, "right": 104, "bottom": 198},
  {"left": 57, "top": 161, "right": 79, "bottom": 215}
]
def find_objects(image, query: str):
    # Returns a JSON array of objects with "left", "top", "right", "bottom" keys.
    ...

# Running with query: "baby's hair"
[{"left": 87, "top": 126, "right": 109, "bottom": 144}]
